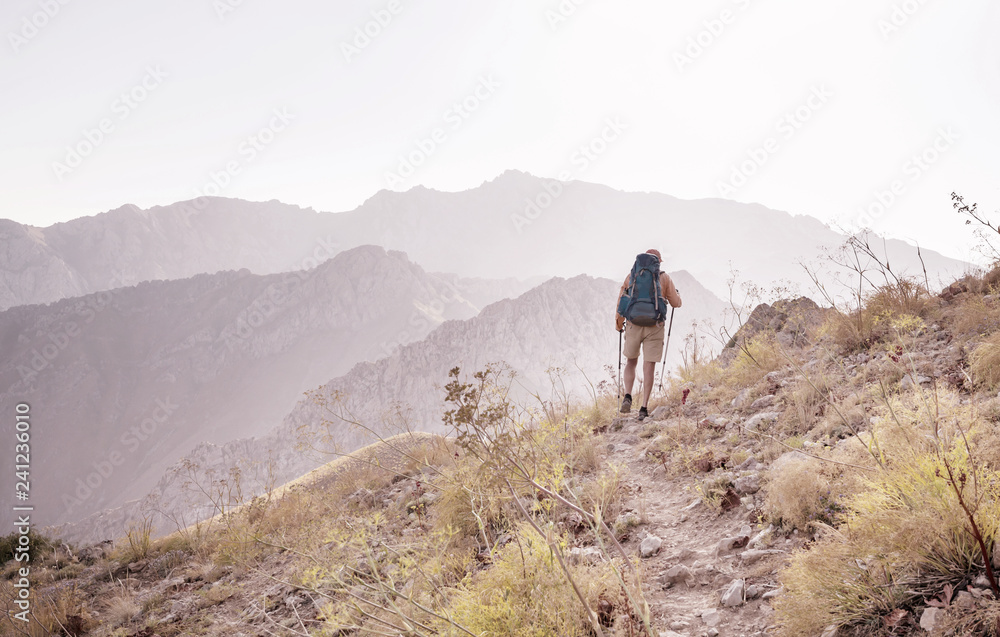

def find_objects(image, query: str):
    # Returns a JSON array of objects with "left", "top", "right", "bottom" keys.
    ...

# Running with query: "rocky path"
[{"left": 602, "top": 412, "right": 788, "bottom": 637}]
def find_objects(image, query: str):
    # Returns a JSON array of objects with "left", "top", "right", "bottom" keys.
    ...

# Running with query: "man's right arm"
[{"left": 615, "top": 274, "right": 630, "bottom": 331}]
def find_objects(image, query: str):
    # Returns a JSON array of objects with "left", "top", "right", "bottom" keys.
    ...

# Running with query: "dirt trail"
[{"left": 603, "top": 413, "right": 786, "bottom": 637}]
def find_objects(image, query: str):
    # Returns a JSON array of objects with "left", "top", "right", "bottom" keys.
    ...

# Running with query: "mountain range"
[
  {"left": 50, "top": 270, "right": 727, "bottom": 544},
  {"left": 0, "top": 246, "right": 530, "bottom": 530},
  {"left": 0, "top": 172, "right": 968, "bottom": 312}
]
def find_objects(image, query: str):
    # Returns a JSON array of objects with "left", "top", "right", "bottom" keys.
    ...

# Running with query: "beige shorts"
[{"left": 623, "top": 322, "right": 665, "bottom": 362}]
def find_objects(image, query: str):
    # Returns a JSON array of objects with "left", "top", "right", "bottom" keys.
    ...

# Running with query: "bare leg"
[
  {"left": 624, "top": 358, "right": 638, "bottom": 396},
  {"left": 642, "top": 360, "right": 656, "bottom": 408}
]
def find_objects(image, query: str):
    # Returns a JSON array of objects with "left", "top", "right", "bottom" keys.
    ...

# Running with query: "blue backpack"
[{"left": 617, "top": 253, "right": 666, "bottom": 327}]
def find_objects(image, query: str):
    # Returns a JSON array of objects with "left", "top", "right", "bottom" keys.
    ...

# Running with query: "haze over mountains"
[
  {"left": 0, "top": 172, "right": 968, "bottom": 312},
  {"left": 0, "top": 246, "right": 531, "bottom": 530},
  {"left": 52, "top": 272, "right": 728, "bottom": 544},
  {"left": 0, "top": 172, "right": 971, "bottom": 543}
]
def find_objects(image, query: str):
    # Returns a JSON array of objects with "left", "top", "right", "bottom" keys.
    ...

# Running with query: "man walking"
[{"left": 615, "top": 249, "right": 682, "bottom": 421}]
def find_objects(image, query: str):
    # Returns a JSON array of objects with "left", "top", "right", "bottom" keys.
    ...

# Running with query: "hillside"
[
  {"left": 50, "top": 271, "right": 727, "bottom": 545},
  {"left": 0, "top": 246, "right": 530, "bottom": 531},
  {"left": 10, "top": 264, "right": 1000, "bottom": 636},
  {"left": 0, "top": 173, "right": 968, "bottom": 310}
]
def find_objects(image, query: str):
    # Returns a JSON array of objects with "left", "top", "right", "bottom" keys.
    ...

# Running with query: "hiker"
[{"left": 615, "top": 249, "right": 682, "bottom": 421}]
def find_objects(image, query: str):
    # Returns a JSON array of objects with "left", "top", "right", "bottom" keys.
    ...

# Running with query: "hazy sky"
[{"left": 2, "top": 0, "right": 998, "bottom": 262}]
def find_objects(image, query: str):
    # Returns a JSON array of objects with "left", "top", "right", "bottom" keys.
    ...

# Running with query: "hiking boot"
[
  {"left": 619, "top": 394, "right": 632, "bottom": 414},
  {"left": 637, "top": 406, "right": 649, "bottom": 422}
]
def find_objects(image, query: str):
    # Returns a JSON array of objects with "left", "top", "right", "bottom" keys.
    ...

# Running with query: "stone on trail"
[
  {"left": 701, "top": 609, "right": 722, "bottom": 627},
  {"left": 720, "top": 578, "right": 745, "bottom": 607},
  {"left": 640, "top": 534, "right": 662, "bottom": 558},
  {"left": 734, "top": 473, "right": 761, "bottom": 494},
  {"left": 743, "top": 411, "right": 783, "bottom": 432},
  {"left": 651, "top": 405, "right": 670, "bottom": 420},
  {"left": 920, "top": 607, "right": 944, "bottom": 631},
  {"left": 660, "top": 564, "right": 694, "bottom": 587},
  {"left": 732, "top": 388, "right": 752, "bottom": 408},
  {"left": 749, "top": 394, "right": 777, "bottom": 410}
]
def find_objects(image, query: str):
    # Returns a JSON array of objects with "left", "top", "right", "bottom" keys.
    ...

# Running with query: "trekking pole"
[
  {"left": 658, "top": 306, "right": 675, "bottom": 394},
  {"left": 617, "top": 327, "right": 623, "bottom": 409}
]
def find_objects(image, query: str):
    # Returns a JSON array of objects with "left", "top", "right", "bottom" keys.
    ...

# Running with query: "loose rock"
[
  {"left": 701, "top": 609, "right": 722, "bottom": 627},
  {"left": 721, "top": 578, "right": 745, "bottom": 607},
  {"left": 749, "top": 395, "right": 777, "bottom": 410},
  {"left": 640, "top": 535, "right": 662, "bottom": 558},
  {"left": 734, "top": 474, "right": 761, "bottom": 495},
  {"left": 920, "top": 607, "right": 944, "bottom": 631},
  {"left": 660, "top": 565, "right": 694, "bottom": 587}
]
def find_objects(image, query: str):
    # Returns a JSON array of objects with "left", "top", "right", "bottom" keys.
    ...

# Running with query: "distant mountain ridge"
[
  {"left": 0, "top": 246, "right": 530, "bottom": 530},
  {"left": 50, "top": 270, "right": 727, "bottom": 544},
  {"left": 0, "top": 172, "right": 969, "bottom": 310}
]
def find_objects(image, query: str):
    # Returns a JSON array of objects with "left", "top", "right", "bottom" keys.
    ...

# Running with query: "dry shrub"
[
  {"left": 764, "top": 456, "right": 835, "bottom": 530},
  {"left": 971, "top": 333, "right": 1000, "bottom": 391},
  {"left": 775, "top": 447, "right": 1000, "bottom": 635},
  {"left": 811, "top": 393, "right": 868, "bottom": 442},
  {"left": 575, "top": 465, "right": 624, "bottom": 524},
  {"left": 969, "top": 406, "right": 1000, "bottom": 471},
  {"left": 826, "top": 278, "right": 932, "bottom": 351},
  {"left": 779, "top": 377, "right": 829, "bottom": 437},
  {"left": 725, "top": 332, "right": 784, "bottom": 388},
  {"left": 433, "top": 453, "right": 516, "bottom": 542},
  {"left": 0, "top": 582, "right": 94, "bottom": 636},
  {"left": 948, "top": 294, "right": 1000, "bottom": 338},
  {"left": 104, "top": 588, "right": 141, "bottom": 627},
  {"left": 775, "top": 391, "right": 1000, "bottom": 635},
  {"left": 436, "top": 524, "right": 618, "bottom": 637}
]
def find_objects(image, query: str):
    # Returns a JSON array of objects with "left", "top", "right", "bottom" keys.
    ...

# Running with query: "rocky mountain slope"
[
  {"left": 18, "top": 265, "right": 1000, "bottom": 637},
  {"left": 0, "top": 172, "right": 967, "bottom": 310},
  {"left": 0, "top": 246, "right": 530, "bottom": 531},
  {"left": 51, "top": 271, "right": 727, "bottom": 545}
]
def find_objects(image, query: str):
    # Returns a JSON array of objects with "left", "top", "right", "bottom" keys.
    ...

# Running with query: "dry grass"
[
  {"left": 726, "top": 332, "right": 785, "bottom": 388},
  {"left": 0, "top": 582, "right": 94, "bottom": 637},
  {"left": 826, "top": 278, "right": 933, "bottom": 351},
  {"left": 774, "top": 390, "right": 1000, "bottom": 635},
  {"left": 764, "top": 456, "right": 834, "bottom": 530},
  {"left": 971, "top": 332, "right": 1000, "bottom": 391},
  {"left": 948, "top": 294, "right": 1000, "bottom": 338},
  {"left": 436, "top": 523, "right": 621, "bottom": 637},
  {"left": 104, "top": 588, "right": 141, "bottom": 628}
]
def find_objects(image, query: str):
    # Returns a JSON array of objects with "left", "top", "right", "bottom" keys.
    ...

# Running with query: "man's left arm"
[{"left": 661, "top": 273, "right": 682, "bottom": 308}]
